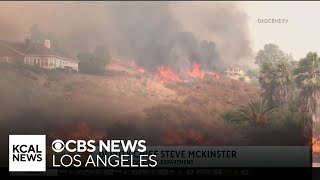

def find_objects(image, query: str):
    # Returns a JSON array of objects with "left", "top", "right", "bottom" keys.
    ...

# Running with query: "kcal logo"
[{"left": 9, "top": 135, "right": 46, "bottom": 172}]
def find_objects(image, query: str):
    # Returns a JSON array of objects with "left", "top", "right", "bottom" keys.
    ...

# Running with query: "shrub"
[{"left": 78, "top": 45, "right": 111, "bottom": 75}]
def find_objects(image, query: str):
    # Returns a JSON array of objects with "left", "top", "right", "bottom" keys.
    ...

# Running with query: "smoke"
[
  {"left": 0, "top": 1, "right": 253, "bottom": 71},
  {"left": 0, "top": 19, "right": 20, "bottom": 42},
  {"left": 0, "top": 2, "right": 110, "bottom": 52},
  {"left": 172, "top": 2, "right": 253, "bottom": 67}
]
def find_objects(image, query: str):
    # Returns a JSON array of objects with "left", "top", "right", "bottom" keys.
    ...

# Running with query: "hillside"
[{"left": 0, "top": 62, "right": 260, "bottom": 152}]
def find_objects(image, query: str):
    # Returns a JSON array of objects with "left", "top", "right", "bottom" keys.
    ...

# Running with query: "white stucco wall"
[
  {"left": 53, "top": 57, "right": 78, "bottom": 71},
  {"left": 24, "top": 55, "right": 78, "bottom": 71}
]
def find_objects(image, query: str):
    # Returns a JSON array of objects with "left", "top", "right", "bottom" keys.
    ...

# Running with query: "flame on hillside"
[
  {"left": 213, "top": 70, "right": 221, "bottom": 79},
  {"left": 154, "top": 66, "right": 187, "bottom": 84},
  {"left": 128, "top": 60, "right": 149, "bottom": 74},
  {"left": 188, "top": 63, "right": 205, "bottom": 79},
  {"left": 115, "top": 59, "right": 221, "bottom": 83},
  {"left": 48, "top": 122, "right": 104, "bottom": 141}
]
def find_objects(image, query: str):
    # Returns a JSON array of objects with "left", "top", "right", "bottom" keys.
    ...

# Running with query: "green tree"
[
  {"left": 255, "top": 44, "right": 285, "bottom": 65},
  {"left": 256, "top": 44, "right": 294, "bottom": 109},
  {"left": 94, "top": 44, "right": 111, "bottom": 64},
  {"left": 77, "top": 45, "right": 111, "bottom": 75},
  {"left": 30, "top": 24, "right": 43, "bottom": 44},
  {"left": 259, "top": 60, "right": 277, "bottom": 109},
  {"left": 294, "top": 52, "right": 320, "bottom": 140},
  {"left": 246, "top": 68, "right": 259, "bottom": 80},
  {"left": 78, "top": 53, "right": 106, "bottom": 75},
  {"left": 273, "top": 58, "right": 295, "bottom": 108}
]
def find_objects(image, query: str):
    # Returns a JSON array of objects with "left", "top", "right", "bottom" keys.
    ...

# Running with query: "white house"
[
  {"left": 225, "top": 67, "right": 245, "bottom": 77},
  {"left": 225, "top": 67, "right": 251, "bottom": 82},
  {"left": 0, "top": 35, "right": 78, "bottom": 71}
]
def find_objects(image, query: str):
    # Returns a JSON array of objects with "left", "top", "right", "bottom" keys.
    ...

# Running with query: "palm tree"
[
  {"left": 259, "top": 56, "right": 295, "bottom": 109},
  {"left": 273, "top": 58, "right": 295, "bottom": 109},
  {"left": 259, "top": 60, "right": 277, "bottom": 109},
  {"left": 294, "top": 52, "right": 320, "bottom": 141},
  {"left": 257, "top": 44, "right": 293, "bottom": 110},
  {"left": 224, "top": 99, "right": 276, "bottom": 125}
]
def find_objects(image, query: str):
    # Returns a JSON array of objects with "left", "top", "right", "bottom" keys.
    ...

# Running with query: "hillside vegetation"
[{"left": 0, "top": 62, "right": 260, "bottom": 145}]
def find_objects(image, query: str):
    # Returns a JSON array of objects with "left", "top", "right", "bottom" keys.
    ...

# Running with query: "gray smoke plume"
[
  {"left": 172, "top": 2, "right": 253, "bottom": 67},
  {"left": 0, "top": 1, "right": 253, "bottom": 71}
]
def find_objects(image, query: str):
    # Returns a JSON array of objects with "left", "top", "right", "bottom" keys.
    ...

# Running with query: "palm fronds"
[{"left": 223, "top": 99, "right": 276, "bottom": 125}]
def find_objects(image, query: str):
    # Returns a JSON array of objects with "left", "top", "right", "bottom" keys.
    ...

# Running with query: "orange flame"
[
  {"left": 188, "top": 63, "right": 205, "bottom": 79},
  {"left": 154, "top": 66, "right": 186, "bottom": 84},
  {"left": 129, "top": 61, "right": 148, "bottom": 74},
  {"left": 48, "top": 122, "right": 104, "bottom": 141},
  {"left": 161, "top": 129, "right": 185, "bottom": 145},
  {"left": 186, "top": 130, "right": 207, "bottom": 145},
  {"left": 137, "top": 67, "right": 146, "bottom": 73},
  {"left": 313, "top": 136, "right": 320, "bottom": 153},
  {"left": 213, "top": 70, "right": 221, "bottom": 79}
]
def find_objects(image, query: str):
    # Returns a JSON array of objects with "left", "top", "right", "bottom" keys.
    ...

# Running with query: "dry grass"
[{"left": 0, "top": 61, "right": 259, "bottom": 147}]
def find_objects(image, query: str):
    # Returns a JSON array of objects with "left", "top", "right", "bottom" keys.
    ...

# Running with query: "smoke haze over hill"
[{"left": 0, "top": 1, "right": 253, "bottom": 70}]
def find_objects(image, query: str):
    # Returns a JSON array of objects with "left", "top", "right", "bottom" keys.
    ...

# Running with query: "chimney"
[{"left": 44, "top": 40, "right": 51, "bottom": 49}]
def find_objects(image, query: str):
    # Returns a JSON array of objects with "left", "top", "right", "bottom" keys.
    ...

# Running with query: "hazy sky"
[
  {"left": 240, "top": 1, "right": 320, "bottom": 60},
  {"left": 1, "top": 1, "right": 319, "bottom": 62}
]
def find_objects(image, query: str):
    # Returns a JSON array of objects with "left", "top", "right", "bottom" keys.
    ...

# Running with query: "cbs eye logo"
[
  {"left": 52, "top": 139, "right": 65, "bottom": 153},
  {"left": 51, "top": 139, "right": 96, "bottom": 153}
]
